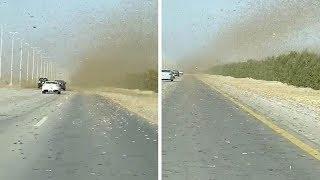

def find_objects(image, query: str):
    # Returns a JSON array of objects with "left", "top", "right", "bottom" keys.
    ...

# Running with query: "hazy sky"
[
  {"left": 164, "top": 0, "right": 320, "bottom": 67},
  {"left": 0, "top": 0, "right": 120, "bottom": 78},
  {"left": 163, "top": 0, "right": 249, "bottom": 63}
]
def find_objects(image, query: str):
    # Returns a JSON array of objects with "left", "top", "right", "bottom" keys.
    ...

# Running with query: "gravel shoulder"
[
  {"left": 197, "top": 74, "right": 320, "bottom": 147},
  {"left": 84, "top": 88, "right": 158, "bottom": 125}
]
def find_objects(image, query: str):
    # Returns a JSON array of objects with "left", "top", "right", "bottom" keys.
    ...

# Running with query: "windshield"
[{"left": 45, "top": 82, "right": 57, "bottom": 84}]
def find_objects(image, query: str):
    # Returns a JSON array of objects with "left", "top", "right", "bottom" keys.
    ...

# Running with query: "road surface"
[
  {"left": 0, "top": 88, "right": 157, "bottom": 180},
  {"left": 163, "top": 75, "right": 320, "bottom": 180}
]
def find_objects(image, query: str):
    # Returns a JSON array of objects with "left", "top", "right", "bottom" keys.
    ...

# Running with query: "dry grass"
[
  {"left": 197, "top": 74, "right": 320, "bottom": 109},
  {"left": 87, "top": 87, "right": 157, "bottom": 124}
]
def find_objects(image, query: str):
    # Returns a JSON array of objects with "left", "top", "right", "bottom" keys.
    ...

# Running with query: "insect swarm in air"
[
  {"left": 184, "top": 0, "right": 320, "bottom": 71},
  {"left": 70, "top": 0, "right": 157, "bottom": 92}
]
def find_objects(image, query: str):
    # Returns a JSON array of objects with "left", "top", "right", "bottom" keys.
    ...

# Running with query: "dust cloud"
[
  {"left": 70, "top": 0, "right": 157, "bottom": 89},
  {"left": 187, "top": 0, "right": 320, "bottom": 71}
]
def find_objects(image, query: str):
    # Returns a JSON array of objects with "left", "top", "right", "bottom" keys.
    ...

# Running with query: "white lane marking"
[
  {"left": 57, "top": 103, "right": 63, "bottom": 107},
  {"left": 34, "top": 116, "right": 48, "bottom": 127}
]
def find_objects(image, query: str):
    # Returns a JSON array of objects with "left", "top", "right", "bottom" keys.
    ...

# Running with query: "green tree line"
[{"left": 207, "top": 51, "right": 320, "bottom": 90}]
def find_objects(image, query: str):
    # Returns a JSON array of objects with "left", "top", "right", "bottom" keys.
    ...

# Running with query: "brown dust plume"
[
  {"left": 70, "top": 0, "right": 157, "bottom": 90},
  {"left": 185, "top": 0, "right": 320, "bottom": 71}
]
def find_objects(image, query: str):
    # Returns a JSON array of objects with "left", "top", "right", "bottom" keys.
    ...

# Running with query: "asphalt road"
[
  {"left": 0, "top": 89, "right": 157, "bottom": 180},
  {"left": 163, "top": 75, "right": 320, "bottom": 180}
]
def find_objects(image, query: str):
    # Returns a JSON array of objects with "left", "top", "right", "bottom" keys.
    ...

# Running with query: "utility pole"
[
  {"left": 36, "top": 50, "right": 42, "bottom": 79},
  {"left": 26, "top": 43, "right": 29, "bottom": 82},
  {"left": 55, "top": 65, "right": 57, "bottom": 80},
  {"left": 10, "top": 34, "right": 14, "bottom": 86},
  {"left": 41, "top": 56, "right": 51, "bottom": 79},
  {"left": 40, "top": 53, "right": 43, "bottom": 77},
  {"left": 36, "top": 54, "right": 39, "bottom": 78},
  {"left": 43, "top": 61, "right": 46, "bottom": 78},
  {"left": 0, "top": 25, "right": 3, "bottom": 80},
  {"left": 31, "top": 47, "right": 35, "bottom": 80},
  {"left": 9, "top": 32, "right": 18, "bottom": 86},
  {"left": 45, "top": 61, "right": 48, "bottom": 78},
  {"left": 52, "top": 63, "right": 55, "bottom": 79},
  {"left": 19, "top": 39, "right": 23, "bottom": 86},
  {"left": 50, "top": 62, "right": 53, "bottom": 80},
  {"left": 47, "top": 61, "right": 50, "bottom": 78}
]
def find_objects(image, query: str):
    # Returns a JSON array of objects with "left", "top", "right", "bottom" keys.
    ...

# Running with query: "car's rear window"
[{"left": 162, "top": 70, "right": 171, "bottom": 72}]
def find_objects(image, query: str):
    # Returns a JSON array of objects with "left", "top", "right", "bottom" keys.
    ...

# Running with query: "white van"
[
  {"left": 42, "top": 81, "right": 62, "bottom": 94},
  {"left": 162, "top": 70, "right": 174, "bottom": 81}
]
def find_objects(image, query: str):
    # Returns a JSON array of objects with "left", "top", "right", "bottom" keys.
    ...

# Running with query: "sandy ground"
[
  {"left": 198, "top": 74, "right": 320, "bottom": 108},
  {"left": 196, "top": 74, "right": 320, "bottom": 147},
  {"left": 86, "top": 87, "right": 158, "bottom": 124}
]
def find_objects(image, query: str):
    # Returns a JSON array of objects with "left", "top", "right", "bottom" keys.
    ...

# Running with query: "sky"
[
  {"left": 163, "top": 0, "right": 320, "bottom": 68},
  {"left": 163, "top": 0, "right": 250, "bottom": 65},
  {"left": 0, "top": 0, "right": 121, "bottom": 79},
  {"left": 2, "top": 0, "right": 319, "bottom": 77}
]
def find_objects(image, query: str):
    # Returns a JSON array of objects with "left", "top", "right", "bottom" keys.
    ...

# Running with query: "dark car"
[
  {"left": 172, "top": 70, "right": 180, "bottom": 77},
  {"left": 55, "top": 80, "right": 67, "bottom": 91},
  {"left": 38, "top": 77, "right": 48, "bottom": 88}
]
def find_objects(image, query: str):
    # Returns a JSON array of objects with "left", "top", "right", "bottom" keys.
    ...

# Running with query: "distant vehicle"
[
  {"left": 162, "top": 70, "right": 174, "bottom": 81},
  {"left": 55, "top": 80, "right": 66, "bottom": 91},
  {"left": 179, "top": 71, "right": 184, "bottom": 76},
  {"left": 38, "top": 77, "right": 48, "bottom": 88},
  {"left": 172, "top": 70, "right": 180, "bottom": 77},
  {"left": 42, "top": 81, "right": 61, "bottom": 94}
]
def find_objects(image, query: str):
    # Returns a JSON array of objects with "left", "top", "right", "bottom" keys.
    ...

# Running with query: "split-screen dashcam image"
[{"left": 1, "top": 0, "right": 320, "bottom": 180}]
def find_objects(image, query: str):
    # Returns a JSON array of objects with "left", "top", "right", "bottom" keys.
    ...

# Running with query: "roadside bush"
[
  {"left": 144, "top": 69, "right": 158, "bottom": 92},
  {"left": 124, "top": 69, "right": 158, "bottom": 92},
  {"left": 207, "top": 51, "right": 320, "bottom": 90}
]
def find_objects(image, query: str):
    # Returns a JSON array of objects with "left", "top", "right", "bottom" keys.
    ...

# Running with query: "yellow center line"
[{"left": 198, "top": 77, "right": 320, "bottom": 161}]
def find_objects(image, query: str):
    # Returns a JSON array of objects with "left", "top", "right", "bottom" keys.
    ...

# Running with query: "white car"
[
  {"left": 179, "top": 71, "right": 184, "bottom": 76},
  {"left": 162, "top": 69, "right": 174, "bottom": 81},
  {"left": 42, "top": 81, "right": 62, "bottom": 94}
]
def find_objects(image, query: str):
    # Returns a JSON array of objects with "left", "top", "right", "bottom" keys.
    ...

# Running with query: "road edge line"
[{"left": 197, "top": 76, "right": 320, "bottom": 161}]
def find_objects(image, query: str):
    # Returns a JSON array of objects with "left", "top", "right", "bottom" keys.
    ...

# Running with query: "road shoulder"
[
  {"left": 196, "top": 74, "right": 320, "bottom": 161},
  {"left": 83, "top": 88, "right": 158, "bottom": 125}
]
